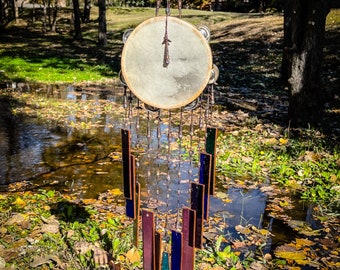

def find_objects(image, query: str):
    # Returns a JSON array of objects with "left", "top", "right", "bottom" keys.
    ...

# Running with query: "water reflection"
[
  {"left": 0, "top": 83, "right": 316, "bottom": 255},
  {"left": 0, "top": 96, "right": 55, "bottom": 185}
]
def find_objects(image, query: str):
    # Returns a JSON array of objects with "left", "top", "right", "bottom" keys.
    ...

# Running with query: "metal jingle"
[
  {"left": 197, "top": 25, "right": 211, "bottom": 42},
  {"left": 184, "top": 97, "right": 200, "bottom": 110},
  {"left": 209, "top": 64, "right": 219, "bottom": 84},
  {"left": 122, "top": 28, "right": 134, "bottom": 43},
  {"left": 144, "top": 103, "right": 160, "bottom": 112},
  {"left": 119, "top": 70, "right": 127, "bottom": 86}
]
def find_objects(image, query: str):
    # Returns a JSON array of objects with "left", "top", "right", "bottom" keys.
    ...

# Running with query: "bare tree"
[
  {"left": 83, "top": 0, "right": 91, "bottom": 23},
  {"left": 282, "top": 0, "right": 331, "bottom": 126},
  {"left": 72, "top": 0, "right": 82, "bottom": 40},
  {"left": 98, "top": 0, "right": 107, "bottom": 47}
]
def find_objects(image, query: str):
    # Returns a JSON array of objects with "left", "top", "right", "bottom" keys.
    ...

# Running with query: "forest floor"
[{"left": 0, "top": 7, "right": 339, "bottom": 270}]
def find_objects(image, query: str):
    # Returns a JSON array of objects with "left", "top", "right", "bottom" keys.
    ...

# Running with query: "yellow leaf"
[
  {"left": 275, "top": 244, "right": 307, "bottom": 262},
  {"left": 295, "top": 238, "right": 315, "bottom": 248},
  {"left": 275, "top": 251, "right": 306, "bottom": 261},
  {"left": 118, "top": 255, "right": 125, "bottom": 262},
  {"left": 126, "top": 248, "right": 141, "bottom": 263},
  {"left": 109, "top": 189, "right": 123, "bottom": 196},
  {"left": 259, "top": 229, "right": 270, "bottom": 236},
  {"left": 82, "top": 198, "right": 97, "bottom": 204},
  {"left": 279, "top": 138, "right": 288, "bottom": 145},
  {"left": 13, "top": 197, "right": 26, "bottom": 207}
]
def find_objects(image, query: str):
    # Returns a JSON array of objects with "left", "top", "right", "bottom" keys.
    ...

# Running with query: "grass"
[
  {"left": 216, "top": 123, "right": 340, "bottom": 213},
  {"left": 0, "top": 7, "right": 339, "bottom": 270},
  {"left": 0, "top": 189, "right": 138, "bottom": 269},
  {"left": 0, "top": 7, "right": 273, "bottom": 84}
]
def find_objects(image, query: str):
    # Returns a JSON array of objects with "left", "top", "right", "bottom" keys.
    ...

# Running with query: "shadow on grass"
[{"left": 50, "top": 200, "right": 91, "bottom": 223}]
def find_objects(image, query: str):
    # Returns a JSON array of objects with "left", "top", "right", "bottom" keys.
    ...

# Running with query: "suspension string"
[
  {"left": 188, "top": 108, "right": 195, "bottom": 183},
  {"left": 176, "top": 107, "right": 184, "bottom": 230},
  {"left": 123, "top": 86, "right": 128, "bottom": 129},
  {"left": 207, "top": 84, "right": 215, "bottom": 125},
  {"left": 165, "top": 110, "right": 172, "bottom": 232},
  {"left": 155, "top": 109, "right": 162, "bottom": 231},
  {"left": 146, "top": 110, "right": 152, "bottom": 206},
  {"left": 128, "top": 89, "right": 133, "bottom": 131},
  {"left": 197, "top": 94, "right": 205, "bottom": 154}
]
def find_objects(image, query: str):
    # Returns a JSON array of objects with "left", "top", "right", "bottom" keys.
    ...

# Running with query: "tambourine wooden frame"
[{"left": 121, "top": 16, "right": 213, "bottom": 109}]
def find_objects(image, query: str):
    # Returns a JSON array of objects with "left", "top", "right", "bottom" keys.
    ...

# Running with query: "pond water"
[{"left": 0, "top": 83, "right": 317, "bottom": 254}]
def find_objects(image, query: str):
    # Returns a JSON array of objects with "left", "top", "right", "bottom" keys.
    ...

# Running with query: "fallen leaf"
[
  {"left": 235, "top": 225, "right": 251, "bottom": 235},
  {"left": 274, "top": 244, "right": 306, "bottom": 261},
  {"left": 295, "top": 238, "right": 315, "bottom": 248},
  {"left": 13, "top": 197, "right": 26, "bottom": 207},
  {"left": 41, "top": 223, "right": 59, "bottom": 234},
  {"left": 109, "top": 189, "right": 123, "bottom": 196},
  {"left": 126, "top": 247, "right": 140, "bottom": 263},
  {"left": 5, "top": 213, "right": 27, "bottom": 225}
]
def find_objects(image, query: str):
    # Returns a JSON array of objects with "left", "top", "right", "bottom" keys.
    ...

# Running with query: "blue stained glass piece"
[{"left": 171, "top": 230, "right": 182, "bottom": 270}]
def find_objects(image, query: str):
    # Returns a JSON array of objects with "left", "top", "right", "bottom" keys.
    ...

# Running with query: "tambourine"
[{"left": 121, "top": 16, "right": 213, "bottom": 109}]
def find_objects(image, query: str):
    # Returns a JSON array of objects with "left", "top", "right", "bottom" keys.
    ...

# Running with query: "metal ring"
[
  {"left": 122, "top": 28, "right": 134, "bottom": 43},
  {"left": 144, "top": 103, "right": 160, "bottom": 112},
  {"left": 119, "top": 70, "right": 127, "bottom": 86},
  {"left": 184, "top": 97, "right": 200, "bottom": 110},
  {"left": 197, "top": 25, "right": 211, "bottom": 42},
  {"left": 209, "top": 64, "right": 219, "bottom": 84}
]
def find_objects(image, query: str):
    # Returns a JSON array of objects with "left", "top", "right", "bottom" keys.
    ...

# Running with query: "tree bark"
[
  {"left": 98, "top": 0, "right": 107, "bottom": 47},
  {"left": 50, "top": 0, "right": 58, "bottom": 32},
  {"left": 83, "top": 0, "right": 91, "bottom": 23},
  {"left": 72, "top": 0, "right": 82, "bottom": 40},
  {"left": 0, "top": 0, "right": 4, "bottom": 29},
  {"left": 282, "top": 0, "right": 330, "bottom": 127}
]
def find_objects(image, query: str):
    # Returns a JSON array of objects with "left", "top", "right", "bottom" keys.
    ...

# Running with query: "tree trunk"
[
  {"left": 83, "top": 0, "right": 91, "bottom": 23},
  {"left": 13, "top": 0, "right": 18, "bottom": 23},
  {"left": 0, "top": 0, "right": 4, "bottom": 29},
  {"left": 72, "top": 0, "right": 82, "bottom": 40},
  {"left": 282, "top": 0, "right": 330, "bottom": 127},
  {"left": 51, "top": 0, "right": 58, "bottom": 32},
  {"left": 98, "top": 0, "right": 107, "bottom": 47}
]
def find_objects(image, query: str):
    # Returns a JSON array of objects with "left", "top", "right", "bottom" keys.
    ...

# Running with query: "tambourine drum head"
[{"left": 121, "top": 16, "right": 213, "bottom": 109}]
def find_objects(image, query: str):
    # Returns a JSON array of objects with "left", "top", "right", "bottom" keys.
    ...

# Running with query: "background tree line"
[{"left": 0, "top": 0, "right": 339, "bottom": 127}]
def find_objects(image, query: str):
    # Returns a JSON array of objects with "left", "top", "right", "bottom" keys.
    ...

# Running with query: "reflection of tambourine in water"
[{"left": 120, "top": 16, "right": 218, "bottom": 110}]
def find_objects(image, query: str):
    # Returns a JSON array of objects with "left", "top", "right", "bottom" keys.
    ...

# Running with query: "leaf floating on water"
[
  {"left": 274, "top": 244, "right": 306, "bottom": 261},
  {"left": 235, "top": 225, "right": 251, "bottom": 235},
  {"left": 109, "top": 189, "right": 123, "bottom": 196},
  {"left": 295, "top": 238, "right": 315, "bottom": 248},
  {"left": 287, "top": 220, "right": 321, "bottom": 236},
  {"left": 215, "top": 191, "right": 232, "bottom": 203}
]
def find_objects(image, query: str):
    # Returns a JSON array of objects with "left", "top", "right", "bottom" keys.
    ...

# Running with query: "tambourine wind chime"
[{"left": 119, "top": 1, "right": 219, "bottom": 269}]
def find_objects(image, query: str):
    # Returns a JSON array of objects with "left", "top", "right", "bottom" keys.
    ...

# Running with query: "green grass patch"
[
  {"left": 216, "top": 122, "right": 340, "bottom": 212},
  {"left": 0, "top": 56, "right": 116, "bottom": 83}
]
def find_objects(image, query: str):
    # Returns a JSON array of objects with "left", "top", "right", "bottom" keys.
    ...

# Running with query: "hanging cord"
[
  {"left": 146, "top": 110, "right": 152, "bottom": 207},
  {"left": 155, "top": 109, "right": 162, "bottom": 231},
  {"left": 128, "top": 89, "right": 133, "bottom": 131},
  {"left": 205, "top": 84, "right": 215, "bottom": 127},
  {"left": 188, "top": 108, "right": 194, "bottom": 183},
  {"left": 165, "top": 110, "right": 172, "bottom": 232},
  {"left": 176, "top": 107, "right": 184, "bottom": 230},
  {"left": 123, "top": 86, "right": 129, "bottom": 129},
  {"left": 162, "top": 0, "right": 171, "bottom": 68}
]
